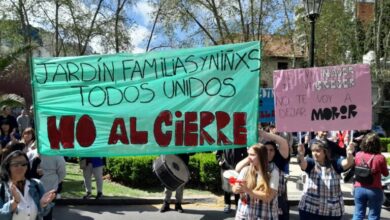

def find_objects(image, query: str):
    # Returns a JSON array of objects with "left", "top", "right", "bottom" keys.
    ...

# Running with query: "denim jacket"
[{"left": 0, "top": 179, "right": 53, "bottom": 220}]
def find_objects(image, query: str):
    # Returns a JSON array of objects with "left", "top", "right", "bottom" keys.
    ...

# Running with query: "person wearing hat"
[{"left": 297, "top": 140, "right": 355, "bottom": 220}]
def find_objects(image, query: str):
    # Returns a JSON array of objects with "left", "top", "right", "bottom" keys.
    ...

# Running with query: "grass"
[{"left": 61, "top": 162, "right": 217, "bottom": 199}]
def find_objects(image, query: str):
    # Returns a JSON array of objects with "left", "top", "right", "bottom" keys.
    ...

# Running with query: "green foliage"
[
  {"left": 314, "top": 1, "right": 355, "bottom": 66},
  {"left": 106, "top": 153, "right": 221, "bottom": 192},
  {"left": 189, "top": 153, "right": 221, "bottom": 192},
  {"left": 62, "top": 162, "right": 213, "bottom": 198},
  {"left": 0, "top": 45, "right": 33, "bottom": 71},
  {"left": 106, "top": 156, "right": 160, "bottom": 188},
  {"left": 380, "top": 138, "right": 390, "bottom": 152}
]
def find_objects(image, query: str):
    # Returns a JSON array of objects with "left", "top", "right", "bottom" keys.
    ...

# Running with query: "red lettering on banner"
[
  {"left": 184, "top": 112, "right": 198, "bottom": 146},
  {"left": 233, "top": 113, "right": 247, "bottom": 144},
  {"left": 108, "top": 118, "right": 129, "bottom": 144},
  {"left": 130, "top": 117, "right": 148, "bottom": 144},
  {"left": 216, "top": 111, "right": 233, "bottom": 145},
  {"left": 154, "top": 110, "right": 247, "bottom": 147},
  {"left": 154, "top": 110, "right": 172, "bottom": 147},
  {"left": 76, "top": 115, "right": 96, "bottom": 147},
  {"left": 175, "top": 111, "right": 184, "bottom": 146},
  {"left": 48, "top": 115, "right": 96, "bottom": 149},
  {"left": 199, "top": 111, "right": 215, "bottom": 145}
]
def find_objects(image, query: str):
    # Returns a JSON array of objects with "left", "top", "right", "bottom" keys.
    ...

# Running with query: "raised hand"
[
  {"left": 10, "top": 129, "right": 17, "bottom": 142},
  {"left": 40, "top": 189, "right": 56, "bottom": 207},
  {"left": 238, "top": 181, "right": 249, "bottom": 193},
  {"left": 297, "top": 143, "right": 305, "bottom": 156},
  {"left": 9, "top": 182, "right": 21, "bottom": 203},
  {"left": 346, "top": 142, "right": 355, "bottom": 155},
  {"left": 234, "top": 180, "right": 247, "bottom": 193}
]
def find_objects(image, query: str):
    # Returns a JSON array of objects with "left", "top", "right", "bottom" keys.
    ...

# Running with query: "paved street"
[{"left": 52, "top": 204, "right": 390, "bottom": 220}]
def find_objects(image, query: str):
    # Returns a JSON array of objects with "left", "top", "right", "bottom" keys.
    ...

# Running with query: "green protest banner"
[{"left": 31, "top": 41, "right": 260, "bottom": 157}]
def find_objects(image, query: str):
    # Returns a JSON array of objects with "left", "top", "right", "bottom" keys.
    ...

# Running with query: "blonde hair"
[{"left": 244, "top": 143, "right": 271, "bottom": 196}]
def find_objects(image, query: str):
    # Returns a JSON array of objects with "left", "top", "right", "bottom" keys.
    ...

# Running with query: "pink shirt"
[{"left": 354, "top": 152, "right": 389, "bottom": 189}]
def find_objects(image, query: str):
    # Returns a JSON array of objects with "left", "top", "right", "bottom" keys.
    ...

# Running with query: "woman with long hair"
[
  {"left": 22, "top": 128, "right": 42, "bottom": 179},
  {"left": 297, "top": 139, "right": 355, "bottom": 220},
  {"left": 236, "top": 130, "right": 290, "bottom": 219},
  {"left": 233, "top": 143, "right": 279, "bottom": 219},
  {"left": 353, "top": 132, "right": 389, "bottom": 220},
  {"left": 0, "top": 150, "right": 56, "bottom": 219},
  {"left": 21, "top": 128, "right": 36, "bottom": 152}
]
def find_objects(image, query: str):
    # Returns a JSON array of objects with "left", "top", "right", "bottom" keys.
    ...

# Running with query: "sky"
[
  {"left": 0, "top": 0, "right": 295, "bottom": 55},
  {"left": 129, "top": 1, "right": 155, "bottom": 53}
]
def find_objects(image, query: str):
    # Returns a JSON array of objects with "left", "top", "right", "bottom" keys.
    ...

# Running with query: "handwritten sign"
[
  {"left": 31, "top": 42, "right": 260, "bottom": 157},
  {"left": 259, "top": 88, "right": 274, "bottom": 123},
  {"left": 273, "top": 64, "right": 371, "bottom": 132}
]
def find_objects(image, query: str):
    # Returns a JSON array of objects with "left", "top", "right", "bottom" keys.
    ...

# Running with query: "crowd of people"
[
  {"left": 0, "top": 105, "right": 107, "bottom": 220},
  {"left": 1, "top": 104, "right": 389, "bottom": 220},
  {"left": 227, "top": 127, "right": 388, "bottom": 220},
  {"left": 156, "top": 126, "right": 388, "bottom": 220}
]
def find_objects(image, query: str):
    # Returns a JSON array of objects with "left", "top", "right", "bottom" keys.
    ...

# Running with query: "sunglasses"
[{"left": 10, "top": 162, "right": 28, "bottom": 168}]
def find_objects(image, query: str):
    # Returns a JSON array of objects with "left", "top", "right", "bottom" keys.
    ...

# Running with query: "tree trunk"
[
  {"left": 373, "top": 0, "right": 384, "bottom": 109},
  {"left": 55, "top": 0, "right": 61, "bottom": 56},
  {"left": 209, "top": 0, "right": 224, "bottom": 44},
  {"left": 282, "top": 0, "right": 296, "bottom": 68},
  {"left": 115, "top": 0, "right": 127, "bottom": 53},
  {"left": 146, "top": 1, "right": 162, "bottom": 52},
  {"left": 237, "top": 0, "right": 246, "bottom": 41},
  {"left": 81, "top": 0, "right": 104, "bottom": 55},
  {"left": 181, "top": 2, "right": 217, "bottom": 45}
]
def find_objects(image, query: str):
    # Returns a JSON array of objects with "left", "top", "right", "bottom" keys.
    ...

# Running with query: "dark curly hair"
[{"left": 360, "top": 132, "right": 381, "bottom": 154}]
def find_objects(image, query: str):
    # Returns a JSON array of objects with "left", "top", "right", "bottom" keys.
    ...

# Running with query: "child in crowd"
[
  {"left": 297, "top": 140, "right": 355, "bottom": 220},
  {"left": 233, "top": 143, "right": 279, "bottom": 219}
]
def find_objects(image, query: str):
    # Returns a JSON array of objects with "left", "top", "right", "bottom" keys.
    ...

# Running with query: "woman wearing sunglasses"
[{"left": 0, "top": 150, "right": 56, "bottom": 220}]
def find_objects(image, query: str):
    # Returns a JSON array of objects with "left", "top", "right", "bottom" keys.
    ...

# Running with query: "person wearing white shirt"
[{"left": 0, "top": 150, "right": 56, "bottom": 220}]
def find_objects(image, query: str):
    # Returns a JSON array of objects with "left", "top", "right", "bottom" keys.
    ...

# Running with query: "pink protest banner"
[{"left": 273, "top": 64, "right": 372, "bottom": 132}]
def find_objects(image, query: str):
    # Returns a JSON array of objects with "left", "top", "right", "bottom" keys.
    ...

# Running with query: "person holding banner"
[
  {"left": 236, "top": 129, "right": 290, "bottom": 220},
  {"left": 297, "top": 140, "right": 355, "bottom": 220},
  {"left": 80, "top": 157, "right": 104, "bottom": 199},
  {"left": 352, "top": 132, "right": 389, "bottom": 220},
  {"left": 216, "top": 147, "right": 248, "bottom": 213},
  {"left": 233, "top": 143, "right": 279, "bottom": 220}
]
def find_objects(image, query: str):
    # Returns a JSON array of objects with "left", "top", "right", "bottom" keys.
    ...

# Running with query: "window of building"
[{"left": 277, "top": 62, "right": 288, "bottom": 70}]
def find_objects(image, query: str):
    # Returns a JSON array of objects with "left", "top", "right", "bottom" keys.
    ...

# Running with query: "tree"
[
  {"left": 295, "top": 1, "right": 356, "bottom": 67},
  {"left": 149, "top": 0, "right": 283, "bottom": 48},
  {"left": 0, "top": 45, "right": 33, "bottom": 71},
  {"left": 100, "top": 0, "right": 135, "bottom": 53},
  {"left": 371, "top": 0, "right": 390, "bottom": 111}
]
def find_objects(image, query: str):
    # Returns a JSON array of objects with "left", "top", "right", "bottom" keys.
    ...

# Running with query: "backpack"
[{"left": 354, "top": 154, "right": 375, "bottom": 184}]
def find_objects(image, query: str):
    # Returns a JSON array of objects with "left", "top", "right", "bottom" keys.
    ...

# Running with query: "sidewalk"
[{"left": 56, "top": 156, "right": 357, "bottom": 206}]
